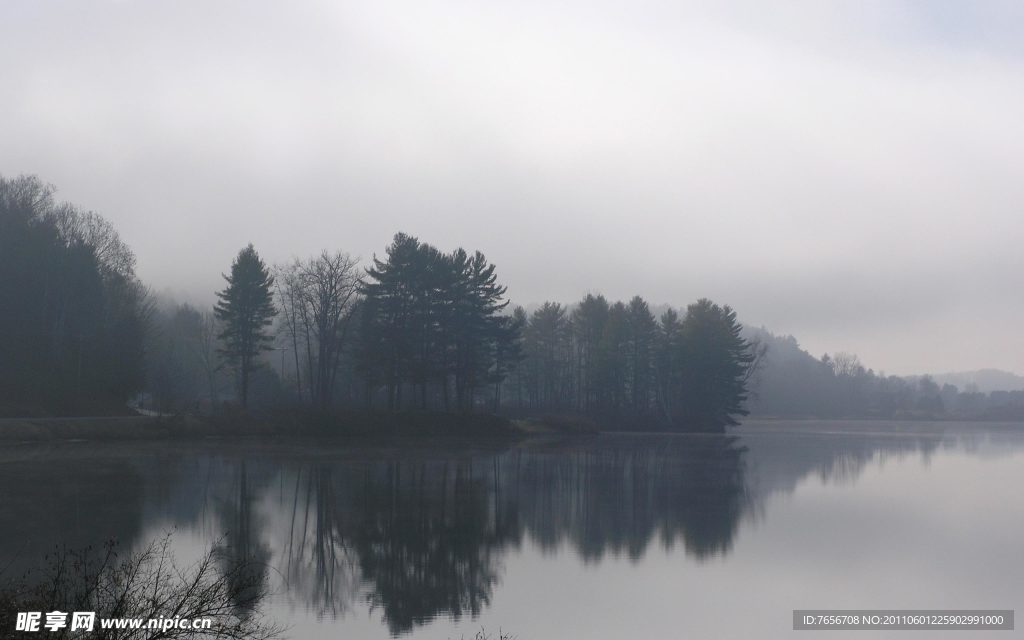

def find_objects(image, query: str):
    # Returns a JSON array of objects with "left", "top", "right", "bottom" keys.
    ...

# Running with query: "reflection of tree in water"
[
  {"left": 214, "top": 460, "right": 272, "bottom": 616},
  {"left": 158, "top": 427, "right": 959, "bottom": 638},
  {"left": 513, "top": 436, "right": 748, "bottom": 561},
  {"left": 280, "top": 463, "right": 362, "bottom": 619},
  {"left": 269, "top": 440, "right": 749, "bottom": 635},
  {"left": 3, "top": 427, "right": 970, "bottom": 637},
  {"left": 273, "top": 458, "right": 517, "bottom": 634},
  {"left": 739, "top": 425, "right": 948, "bottom": 498},
  {"left": 350, "top": 460, "right": 515, "bottom": 635},
  {"left": 661, "top": 437, "right": 749, "bottom": 559}
]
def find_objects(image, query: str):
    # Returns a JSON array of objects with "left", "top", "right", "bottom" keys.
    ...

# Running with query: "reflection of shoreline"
[
  {"left": 735, "top": 420, "right": 1020, "bottom": 499},
  {"left": 2, "top": 423, "right": 1021, "bottom": 635},
  {"left": 223, "top": 436, "right": 751, "bottom": 634}
]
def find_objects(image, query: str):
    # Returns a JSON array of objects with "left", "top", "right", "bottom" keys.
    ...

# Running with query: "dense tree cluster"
[
  {"left": 11, "top": 171, "right": 1020, "bottom": 428},
  {"left": 0, "top": 169, "right": 762, "bottom": 429},
  {"left": 506, "top": 295, "right": 760, "bottom": 429},
  {"left": 356, "top": 233, "right": 521, "bottom": 412},
  {"left": 0, "top": 175, "right": 148, "bottom": 415},
  {"left": 0, "top": 174, "right": 766, "bottom": 428},
  {"left": 260, "top": 235, "right": 760, "bottom": 430}
]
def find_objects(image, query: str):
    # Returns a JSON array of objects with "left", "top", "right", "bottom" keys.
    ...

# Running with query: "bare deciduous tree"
[
  {"left": 275, "top": 251, "right": 361, "bottom": 410},
  {"left": 274, "top": 262, "right": 309, "bottom": 402},
  {"left": 0, "top": 535, "right": 283, "bottom": 640}
]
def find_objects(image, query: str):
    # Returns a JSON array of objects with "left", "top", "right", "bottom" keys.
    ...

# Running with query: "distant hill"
[
  {"left": 917, "top": 369, "right": 1024, "bottom": 394},
  {"left": 739, "top": 327, "right": 1024, "bottom": 418}
]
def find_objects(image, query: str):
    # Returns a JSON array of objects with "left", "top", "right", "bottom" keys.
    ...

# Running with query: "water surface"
[{"left": 2, "top": 420, "right": 1022, "bottom": 639}]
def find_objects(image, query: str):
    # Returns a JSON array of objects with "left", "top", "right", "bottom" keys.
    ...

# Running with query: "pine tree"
[
  {"left": 215, "top": 244, "right": 276, "bottom": 408},
  {"left": 440, "top": 249, "right": 509, "bottom": 410},
  {"left": 655, "top": 308, "right": 683, "bottom": 421},
  {"left": 571, "top": 294, "right": 610, "bottom": 412},
  {"left": 677, "top": 298, "right": 754, "bottom": 430},
  {"left": 524, "top": 302, "right": 571, "bottom": 409},
  {"left": 359, "top": 233, "right": 518, "bottom": 413},
  {"left": 359, "top": 233, "right": 423, "bottom": 409},
  {"left": 626, "top": 296, "right": 657, "bottom": 414}
]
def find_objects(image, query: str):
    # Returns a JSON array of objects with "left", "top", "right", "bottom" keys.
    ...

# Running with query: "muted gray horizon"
[{"left": 2, "top": 0, "right": 1022, "bottom": 375}]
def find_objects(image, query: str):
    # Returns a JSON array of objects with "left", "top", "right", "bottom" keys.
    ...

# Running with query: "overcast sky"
[{"left": 2, "top": 0, "right": 1022, "bottom": 375}]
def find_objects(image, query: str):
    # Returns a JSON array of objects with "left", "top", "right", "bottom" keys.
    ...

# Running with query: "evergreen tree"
[
  {"left": 597, "top": 302, "right": 629, "bottom": 413},
  {"left": 358, "top": 233, "right": 518, "bottom": 413},
  {"left": 524, "top": 302, "right": 571, "bottom": 409},
  {"left": 489, "top": 313, "right": 524, "bottom": 411},
  {"left": 215, "top": 244, "right": 276, "bottom": 408},
  {"left": 655, "top": 308, "right": 683, "bottom": 421},
  {"left": 571, "top": 294, "right": 610, "bottom": 412},
  {"left": 360, "top": 233, "right": 423, "bottom": 409},
  {"left": 626, "top": 296, "right": 657, "bottom": 414},
  {"left": 676, "top": 298, "right": 754, "bottom": 429},
  {"left": 451, "top": 250, "right": 511, "bottom": 410},
  {"left": 508, "top": 306, "right": 530, "bottom": 408}
]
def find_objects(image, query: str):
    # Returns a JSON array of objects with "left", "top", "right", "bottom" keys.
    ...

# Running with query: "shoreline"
[
  {"left": 0, "top": 411, "right": 599, "bottom": 443},
  {"left": 1, "top": 412, "right": 1020, "bottom": 444}
]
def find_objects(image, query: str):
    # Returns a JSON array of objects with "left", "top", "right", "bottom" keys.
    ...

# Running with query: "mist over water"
[{"left": 3, "top": 421, "right": 1022, "bottom": 639}]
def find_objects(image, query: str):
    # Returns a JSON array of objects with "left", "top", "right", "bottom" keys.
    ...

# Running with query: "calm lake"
[{"left": 2, "top": 420, "right": 1023, "bottom": 639}]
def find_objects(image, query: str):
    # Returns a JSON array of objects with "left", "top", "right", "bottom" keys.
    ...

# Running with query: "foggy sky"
[{"left": 2, "top": 0, "right": 1022, "bottom": 375}]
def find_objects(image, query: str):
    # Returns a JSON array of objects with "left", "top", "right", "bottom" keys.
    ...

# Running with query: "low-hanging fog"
[{"left": 2, "top": 0, "right": 1022, "bottom": 375}]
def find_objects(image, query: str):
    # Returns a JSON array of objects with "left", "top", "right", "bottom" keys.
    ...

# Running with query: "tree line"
[
  {"left": 357, "top": 233, "right": 520, "bottom": 413},
  {"left": 0, "top": 175, "right": 148, "bottom": 415},
  {"left": 506, "top": 295, "right": 762, "bottom": 428},
  {"left": 8, "top": 173, "right": 1021, "bottom": 426},
  {"left": 210, "top": 233, "right": 760, "bottom": 430},
  {"left": 1, "top": 174, "right": 760, "bottom": 429},
  {"left": 745, "top": 329, "right": 1024, "bottom": 420}
]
